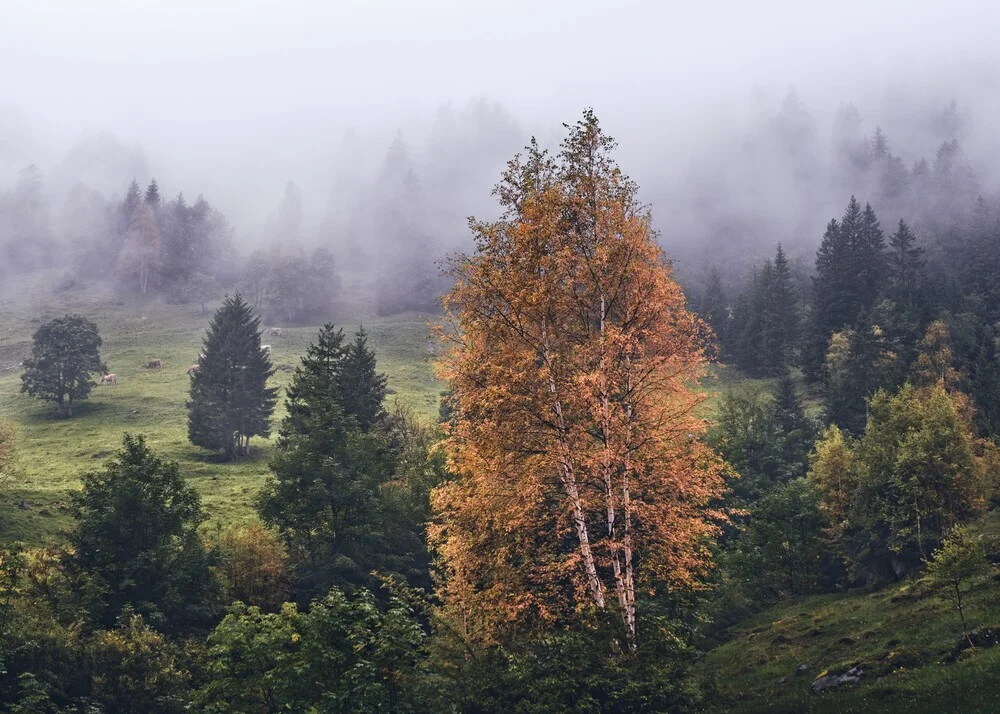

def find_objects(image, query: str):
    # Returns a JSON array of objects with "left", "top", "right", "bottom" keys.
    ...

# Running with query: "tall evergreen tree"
[
  {"left": 257, "top": 325, "right": 392, "bottom": 598},
  {"left": 811, "top": 217, "right": 851, "bottom": 340},
  {"left": 338, "top": 326, "right": 388, "bottom": 432},
  {"left": 144, "top": 178, "right": 161, "bottom": 206},
  {"left": 886, "top": 219, "right": 924, "bottom": 310},
  {"left": 187, "top": 294, "right": 278, "bottom": 460},
  {"left": 760, "top": 244, "right": 798, "bottom": 374},
  {"left": 162, "top": 192, "right": 194, "bottom": 284},
  {"left": 284, "top": 324, "right": 348, "bottom": 433},
  {"left": 699, "top": 265, "right": 730, "bottom": 357},
  {"left": 772, "top": 371, "right": 814, "bottom": 480},
  {"left": 809, "top": 197, "right": 887, "bottom": 379},
  {"left": 856, "top": 202, "right": 887, "bottom": 314},
  {"left": 118, "top": 178, "right": 142, "bottom": 235}
]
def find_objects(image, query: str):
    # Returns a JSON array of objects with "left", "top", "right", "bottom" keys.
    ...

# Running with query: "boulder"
[{"left": 811, "top": 666, "right": 863, "bottom": 693}]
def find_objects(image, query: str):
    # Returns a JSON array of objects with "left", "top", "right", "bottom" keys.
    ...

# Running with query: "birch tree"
[{"left": 433, "top": 111, "right": 727, "bottom": 649}]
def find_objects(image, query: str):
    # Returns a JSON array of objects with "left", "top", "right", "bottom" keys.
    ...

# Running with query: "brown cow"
[
  {"left": 146, "top": 359, "right": 162, "bottom": 369},
  {"left": 100, "top": 373, "right": 117, "bottom": 385}
]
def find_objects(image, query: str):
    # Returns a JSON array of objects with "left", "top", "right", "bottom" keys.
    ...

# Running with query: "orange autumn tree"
[{"left": 433, "top": 111, "right": 727, "bottom": 649}]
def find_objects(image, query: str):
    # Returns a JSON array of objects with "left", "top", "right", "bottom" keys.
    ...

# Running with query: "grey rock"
[{"left": 811, "top": 666, "right": 863, "bottom": 693}]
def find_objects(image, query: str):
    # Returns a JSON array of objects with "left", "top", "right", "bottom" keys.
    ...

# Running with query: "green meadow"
[{"left": 0, "top": 276, "right": 443, "bottom": 544}]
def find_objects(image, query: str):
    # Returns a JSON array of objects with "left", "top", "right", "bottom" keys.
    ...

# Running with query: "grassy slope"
[
  {"left": 0, "top": 277, "right": 443, "bottom": 544},
  {"left": 695, "top": 510, "right": 1000, "bottom": 713}
]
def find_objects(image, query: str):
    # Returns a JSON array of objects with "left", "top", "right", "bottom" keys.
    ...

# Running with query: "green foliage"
[
  {"left": 924, "top": 525, "right": 993, "bottom": 643},
  {"left": 728, "top": 478, "right": 828, "bottom": 600},
  {"left": 20, "top": 314, "right": 105, "bottom": 418},
  {"left": 731, "top": 245, "right": 799, "bottom": 376},
  {"left": 772, "top": 371, "right": 815, "bottom": 480},
  {"left": 195, "top": 587, "right": 425, "bottom": 713},
  {"left": 838, "top": 385, "right": 986, "bottom": 581},
  {"left": 711, "top": 377, "right": 813, "bottom": 506},
  {"left": 69, "top": 434, "right": 219, "bottom": 632},
  {"left": 699, "top": 265, "right": 731, "bottom": 358},
  {"left": 258, "top": 325, "right": 440, "bottom": 599},
  {"left": 87, "top": 613, "right": 192, "bottom": 714},
  {"left": 340, "top": 326, "right": 389, "bottom": 432},
  {"left": 212, "top": 522, "right": 290, "bottom": 613},
  {"left": 187, "top": 293, "right": 278, "bottom": 460},
  {"left": 807, "top": 198, "right": 888, "bottom": 379},
  {"left": 824, "top": 320, "right": 894, "bottom": 434},
  {"left": 420, "top": 607, "right": 698, "bottom": 713}
]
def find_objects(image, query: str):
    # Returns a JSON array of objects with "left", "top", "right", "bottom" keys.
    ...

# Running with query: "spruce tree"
[
  {"left": 760, "top": 244, "right": 798, "bottom": 375},
  {"left": 339, "top": 326, "right": 388, "bottom": 432},
  {"left": 886, "top": 219, "right": 924, "bottom": 310},
  {"left": 144, "top": 178, "right": 161, "bottom": 205},
  {"left": 187, "top": 294, "right": 278, "bottom": 460},
  {"left": 773, "top": 371, "right": 814, "bottom": 479},
  {"left": 856, "top": 202, "right": 887, "bottom": 313},
  {"left": 284, "top": 324, "right": 348, "bottom": 433},
  {"left": 257, "top": 326, "right": 391, "bottom": 597},
  {"left": 812, "top": 217, "right": 850, "bottom": 338},
  {"left": 699, "top": 266, "right": 730, "bottom": 357},
  {"left": 119, "top": 179, "right": 142, "bottom": 233}
]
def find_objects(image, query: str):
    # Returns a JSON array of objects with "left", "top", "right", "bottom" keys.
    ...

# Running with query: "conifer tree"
[
  {"left": 811, "top": 217, "right": 850, "bottom": 355},
  {"left": 761, "top": 244, "right": 798, "bottom": 374},
  {"left": 144, "top": 178, "right": 161, "bottom": 206},
  {"left": 856, "top": 202, "right": 887, "bottom": 313},
  {"left": 809, "top": 197, "right": 887, "bottom": 379},
  {"left": 338, "top": 326, "right": 388, "bottom": 432},
  {"left": 257, "top": 324, "right": 392, "bottom": 597},
  {"left": 118, "top": 178, "right": 142, "bottom": 235},
  {"left": 886, "top": 219, "right": 924, "bottom": 310},
  {"left": 284, "top": 324, "right": 348, "bottom": 433},
  {"left": 162, "top": 192, "right": 194, "bottom": 284},
  {"left": 187, "top": 294, "right": 278, "bottom": 460},
  {"left": 773, "top": 371, "right": 814, "bottom": 479},
  {"left": 699, "top": 266, "right": 730, "bottom": 356}
]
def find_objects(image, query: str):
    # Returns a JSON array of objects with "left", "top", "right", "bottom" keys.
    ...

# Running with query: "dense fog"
[{"left": 3, "top": 0, "right": 1000, "bottom": 315}]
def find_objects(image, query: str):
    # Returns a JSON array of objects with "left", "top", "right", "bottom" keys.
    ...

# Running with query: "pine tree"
[
  {"left": 70, "top": 434, "right": 218, "bottom": 632},
  {"left": 812, "top": 217, "right": 851, "bottom": 339},
  {"left": 761, "top": 244, "right": 798, "bottom": 374},
  {"left": 284, "top": 324, "right": 348, "bottom": 434},
  {"left": 886, "top": 219, "right": 924, "bottom": 310},
  {"left": 339, "top": 326, "right": 388, "bottom": 432},
  {"left": 162, "top": 192, "right": 193, "bottom": 284},
  {"left": 145, "top": 178, "right": 161, "bottom": 206},
  {"left": 773, "top": 371, "right": 814, "bottom": 480},
  {"left": 856, "top": 202, "right": 887, "bottom": 313},
  {"left": 257, "top": 325, "right": 391, "bottom": 597},
  {"left": 699, "top": 266, "right": 730, "bottom": 357},
  {"left": 809, "top": 197, "right": 887, "bottom": 380},
  {"left": 119, "top": 179, "right": 142, "bottom": 233},
  {"left": 187, "top": 294, "right": 278, "bottom": 460}
]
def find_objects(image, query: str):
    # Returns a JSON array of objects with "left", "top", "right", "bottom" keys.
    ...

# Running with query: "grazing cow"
[
  {"left": 266, "top": 327, "right": 284, "bottom": 337},
  {"left": 187, "top": 364, "right": 200, "bottom": 376},
  {"left": 100, "top": 373, "right": 117, "bottom": 385},
  {"left": 146, "top": 359, "right": 162, "bottom": 369},
  {"left": 261, "top": 344, "right": 271, "bottom": 353}
]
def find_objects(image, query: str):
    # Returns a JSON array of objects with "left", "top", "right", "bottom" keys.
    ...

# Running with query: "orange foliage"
[{"left": 432, "top": 112, "right": 727, "bottom": 646}]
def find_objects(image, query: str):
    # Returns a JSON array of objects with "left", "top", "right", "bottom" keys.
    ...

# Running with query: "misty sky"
[{"left": 2, "top": 0, "right": 999, "bottom": 233}]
